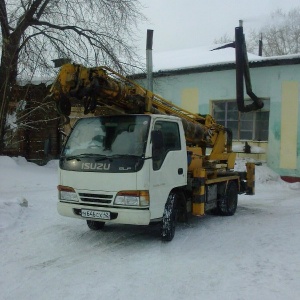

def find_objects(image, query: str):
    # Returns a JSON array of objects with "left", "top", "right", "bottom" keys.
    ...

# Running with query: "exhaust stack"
[
  {"left": 211, "top": 20, "right": 264, "bottom": 112},
  {"left": 146, "top": 29, "right": 154, "bottom": 92},
  {"left": 235, "top": 22, "right": 264, "bottom": 112}
]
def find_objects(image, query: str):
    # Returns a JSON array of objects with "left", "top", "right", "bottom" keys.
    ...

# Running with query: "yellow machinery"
[
  {"left": 46, "top": 25, "right": 260, "bottom": 241},
  {"left": 47, "top": 63, "right": 237, "bottom": 171}
]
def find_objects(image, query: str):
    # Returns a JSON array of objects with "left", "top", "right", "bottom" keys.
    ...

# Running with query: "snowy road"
[{"left": 0, "top": 157, "right": 300, "bottom": 300}]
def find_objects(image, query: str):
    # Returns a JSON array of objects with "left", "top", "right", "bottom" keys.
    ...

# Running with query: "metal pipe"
[
  {"left": 146, "top": 29, "right": 154, "bottom": 91},
  {"left": 258, "top": 33, "right": 263, "bottom": 56},
  {"left": 235, "top": 24, "right": 264, "bottom": 112}
]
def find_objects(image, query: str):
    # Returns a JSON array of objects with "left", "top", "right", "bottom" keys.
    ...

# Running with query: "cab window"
[{"left": 152, "top": 121, "right": 181, "bottom": 170}]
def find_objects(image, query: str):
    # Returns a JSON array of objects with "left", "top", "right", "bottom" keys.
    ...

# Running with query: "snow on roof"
[
  {"left": 152, "top": 45, "right": 256, "bottom": 72},
  {"left": 15, "top": 46, "right": 300, "bottom": 84},
  {"left": 151, "top": 45, "right": 300, "bottom": 72}
]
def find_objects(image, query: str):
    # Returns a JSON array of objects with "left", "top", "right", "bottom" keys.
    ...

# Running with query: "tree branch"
[
  {"left": 0, "top": 0, "right": 10, "bottom": 37},
  {"left": 14, "top": 0, "right": 47, "bottom": 37},
  {"left": 18, "top": 31, "right": 45, "bottom": 51},
  {"left": 31, "top": 19, "right": 100, "bottom": 37},
  {"left": 36, "top": 0, "right": 51, "bottom": 20}
]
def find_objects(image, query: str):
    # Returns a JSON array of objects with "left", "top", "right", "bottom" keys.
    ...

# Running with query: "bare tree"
[
  {"left": 0, "top": 0, "right": 145, "bottom": 152},
  {"left": 214, "top": 8, "right": 300, "bottom": 57},
  {"left": 249, "top": 8, "right": 300, "bottom": 56}
]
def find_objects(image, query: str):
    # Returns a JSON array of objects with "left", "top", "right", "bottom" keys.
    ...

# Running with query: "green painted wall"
[{"left": 136, "top": 63, "right": 300, "bottom": 178}]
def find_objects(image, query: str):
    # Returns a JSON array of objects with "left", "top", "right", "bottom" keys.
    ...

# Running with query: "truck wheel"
[
  {"left": 219, "top": 181, "right": 238, "bottom": 216},
  {"left": 86, "top": 220, "right": 105, "bottom": 230},
  {"left": 161, "top": 193, "right": 178, "bottom": 242}
]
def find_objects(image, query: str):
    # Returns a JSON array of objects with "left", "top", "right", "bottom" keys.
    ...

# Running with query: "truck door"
[{"left": 149, "top": 120, "right": 187, "bottom": 219}]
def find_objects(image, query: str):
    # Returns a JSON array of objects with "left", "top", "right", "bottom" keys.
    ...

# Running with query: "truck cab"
[{"left": 58, "top": 114, "right": 187, "bottom": 238}]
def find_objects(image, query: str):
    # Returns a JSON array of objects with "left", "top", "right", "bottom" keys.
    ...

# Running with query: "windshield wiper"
[
  {"left": 112, "top": 154, "right": 140, "bottom": 158},
  {"left": 95, "top": 154, "right": 142, "bottom": 162}
]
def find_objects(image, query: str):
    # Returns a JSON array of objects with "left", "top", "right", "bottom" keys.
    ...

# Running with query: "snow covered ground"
[{"left": 0, "top": 156, "right": 300, "bottom": 300}]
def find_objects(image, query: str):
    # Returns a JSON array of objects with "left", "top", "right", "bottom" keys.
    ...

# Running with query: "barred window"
[{"left": 212, "top": 100, "right": 269, "bottom": 141}]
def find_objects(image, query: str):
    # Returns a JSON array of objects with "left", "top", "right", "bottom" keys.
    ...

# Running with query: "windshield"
[{"left": 62, "top": 115, "right": 150, "bottom": 158}]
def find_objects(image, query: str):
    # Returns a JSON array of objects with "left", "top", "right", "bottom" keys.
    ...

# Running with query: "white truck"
[{"left": 47, "top": 25, "right": 261, "bottom": 241}]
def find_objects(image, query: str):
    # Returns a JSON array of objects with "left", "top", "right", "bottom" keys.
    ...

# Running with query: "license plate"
[{"left": 81, "top": 209, "right": 110, "bottom": 220}]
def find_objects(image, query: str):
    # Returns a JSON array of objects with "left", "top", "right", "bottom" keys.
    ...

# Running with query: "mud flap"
[{"left": 246, "top": 162, "right": 255, "bottom": 195}]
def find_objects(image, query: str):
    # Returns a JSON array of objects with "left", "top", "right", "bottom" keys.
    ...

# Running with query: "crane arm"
[{"left": 46, "top": 63, "right": 227, "bottom": 147}]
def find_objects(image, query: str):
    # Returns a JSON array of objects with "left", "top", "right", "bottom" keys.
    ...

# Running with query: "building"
[
  {"left": 133, "top": 46, "right": 300, "bottom": 182},
  {"left": 4, "top": 83, "right": 61, "bottom": 164}
]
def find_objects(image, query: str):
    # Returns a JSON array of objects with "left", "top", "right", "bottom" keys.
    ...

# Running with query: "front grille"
[{"left": 78, "top": 193, "right": 113, "bottom": 204}]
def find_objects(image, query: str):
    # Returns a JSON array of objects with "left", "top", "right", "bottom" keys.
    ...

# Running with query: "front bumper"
[{"left": 57, "top": 202, "right": 151, "bottom": 225}]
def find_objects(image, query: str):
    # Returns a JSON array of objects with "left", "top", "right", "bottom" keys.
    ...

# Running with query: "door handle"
[{"left": 178, "top": 168, "right": 183, "bottom": 175}]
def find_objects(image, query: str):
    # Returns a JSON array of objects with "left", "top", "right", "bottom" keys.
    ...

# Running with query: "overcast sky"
[{"left": 136, "top": 0, "right": 300, "bottom": 56}]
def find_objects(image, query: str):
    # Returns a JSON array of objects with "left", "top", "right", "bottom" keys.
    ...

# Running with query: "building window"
[{"left": 212, "top": 99, "right": 269, "bottom": 141}]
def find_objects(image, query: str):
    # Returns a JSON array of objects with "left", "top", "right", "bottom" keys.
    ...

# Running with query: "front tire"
[
  {"left": 86, "top": 220, "right": 105, "bottom": 230},
  {"left": 161, "top": 193, "right": 178, "bottom": 242},
  {"left": 218, "top": 181, "right": 238, "bottom": 216}
]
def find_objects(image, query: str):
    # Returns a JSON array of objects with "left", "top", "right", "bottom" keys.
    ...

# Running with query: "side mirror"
[{"left": 151, "top": 130, "right": 164, "bottom": 160}]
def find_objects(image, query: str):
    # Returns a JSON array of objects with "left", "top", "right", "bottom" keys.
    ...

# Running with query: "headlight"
[
  {"left": 58, "top": 185, "right": 79, "bottom": 202},
  {"left": 114, "top": 190, "right": 149, "bottom": 207}
]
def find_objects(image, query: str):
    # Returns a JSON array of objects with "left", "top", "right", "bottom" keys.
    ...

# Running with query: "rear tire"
[
  {"left": 161, "top": 193, "right": 178, "bottom": 242},
  {"left": 86, "top": 220, "right": 105, "bottom": 230},
  {"left": 218, "top": 181, "right": 238, "bottom": 216}
]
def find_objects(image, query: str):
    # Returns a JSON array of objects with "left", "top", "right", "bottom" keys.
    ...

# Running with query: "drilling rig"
[{"left": 47, "top": 24, "right": 261, "bottom": 241}]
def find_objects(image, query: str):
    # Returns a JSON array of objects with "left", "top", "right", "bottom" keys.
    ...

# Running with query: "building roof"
[
  {"left": 133, "top": 45, "right": 300, "bottom": 78},
  {"left": 16, "top": 45, "right": 300, "bottom": 84},
  {"left": 152, "top": 45, "right": 249, "bottom": 71}
]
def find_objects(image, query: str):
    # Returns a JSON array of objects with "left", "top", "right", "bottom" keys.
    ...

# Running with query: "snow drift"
[{"left": 0, "top": 156, "right": 299, "bottom": 300}]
